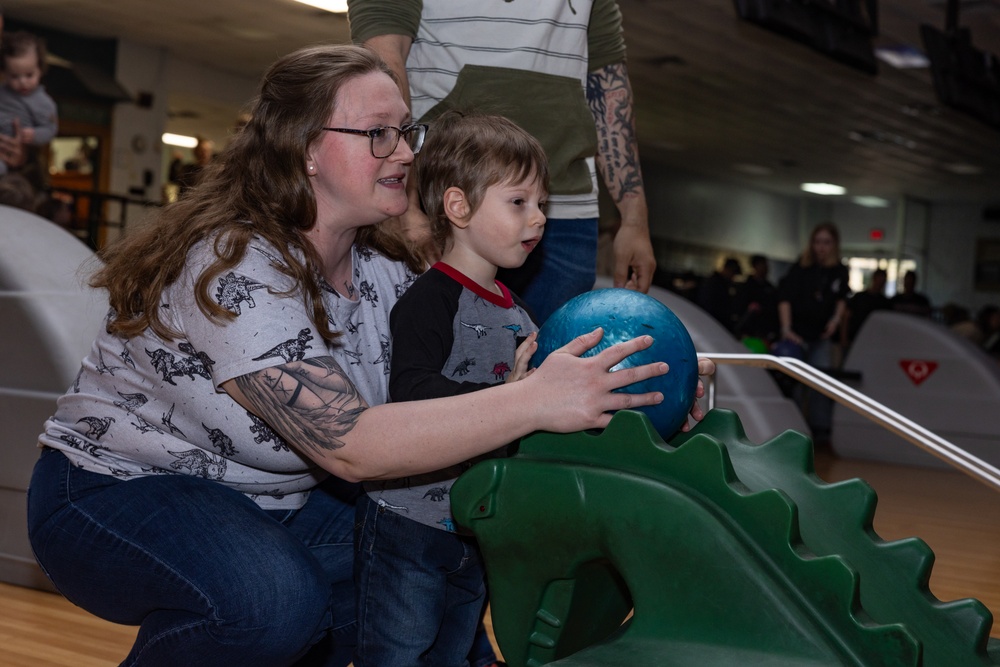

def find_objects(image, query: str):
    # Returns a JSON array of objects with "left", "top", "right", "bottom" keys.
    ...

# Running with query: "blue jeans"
[
  {"left": 496, "top": 217, "right": 598, "bottom": 325},
  {"left": 354, "top": 494, "right": 486, "bottom": 667},
  {"left": 796, "top": 337, "right": 835, "bottom": 438},
  {"left": 26, "top": 448, "right": 358, "bottom": 667}
]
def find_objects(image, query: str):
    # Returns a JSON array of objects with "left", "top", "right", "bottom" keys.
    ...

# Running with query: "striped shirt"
[{"left": 349, "top": 0, "right": 627, "bottom": 220}]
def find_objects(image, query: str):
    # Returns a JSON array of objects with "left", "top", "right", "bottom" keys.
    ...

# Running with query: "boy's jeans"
[{"left": 354, "top": 494, "right": 486, "bottom": 667}]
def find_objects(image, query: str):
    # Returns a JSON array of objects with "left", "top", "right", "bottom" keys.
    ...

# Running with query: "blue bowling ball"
[{"left": 532, "top": 288, "right": 699, "bottom": 438}]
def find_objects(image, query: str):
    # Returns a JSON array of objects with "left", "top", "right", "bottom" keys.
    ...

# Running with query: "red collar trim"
[{"left": 432, "top": 262, "right": 514, "bottom": 308}]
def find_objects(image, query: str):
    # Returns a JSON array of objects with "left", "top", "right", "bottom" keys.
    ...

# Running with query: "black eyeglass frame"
[{"left": 321, "top": 123, "right": 428, "bottom": 158}]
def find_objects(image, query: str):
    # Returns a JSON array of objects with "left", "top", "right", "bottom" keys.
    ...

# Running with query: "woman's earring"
[{"left": 307, "top": 163, "right": 316, "bottom": 175}]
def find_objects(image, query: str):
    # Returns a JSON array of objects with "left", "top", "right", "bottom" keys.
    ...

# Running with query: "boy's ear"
[{"left": 442, "top": 186, "right": 471, "bottom": 228}]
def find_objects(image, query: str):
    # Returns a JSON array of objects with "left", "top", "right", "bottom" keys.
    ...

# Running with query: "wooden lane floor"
[{"left": 2, "top": 450, "right": 998, "bottom": 665}]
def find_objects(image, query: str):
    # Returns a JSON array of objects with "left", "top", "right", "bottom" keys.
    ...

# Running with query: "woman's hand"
[
  {"left": 505, "top": 331, "right": 537, "bottom": 384},
  {"left": 679, "top": 357, "right": 716, "bottom": 431},
  {"left": 526, "top": 328, "right": 668, "bottom": 433}
]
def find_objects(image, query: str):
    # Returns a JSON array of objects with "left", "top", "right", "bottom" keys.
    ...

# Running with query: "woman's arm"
[
  {"left": 778, "top": 300, "right": 804, "bottom": 345},
  {"left": 222, "top": 328, "right": 669, "bottom": 482}
]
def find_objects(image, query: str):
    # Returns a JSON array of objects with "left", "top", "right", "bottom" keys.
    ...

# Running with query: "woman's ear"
[{"left": 442, "top": 186, "right": 470, "bottom": 228}]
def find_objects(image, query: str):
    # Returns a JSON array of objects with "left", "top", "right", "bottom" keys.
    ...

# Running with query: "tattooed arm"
[
  {"left": 222, "top": 330, "right": 674, "bottom": 482},
  {"left": 587, "top": 62, "right": 656, "bottom": 293}
]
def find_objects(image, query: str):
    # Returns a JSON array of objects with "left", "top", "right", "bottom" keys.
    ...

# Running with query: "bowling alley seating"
[
  {"left": 832, "top": 310, "right": 1000, "bottom": 469},
  {"left": 593, "top": 276, "right": 808, "bottom": 442},
  {"left": 0, "top": 205, "right": 106, "bottom": 590}
]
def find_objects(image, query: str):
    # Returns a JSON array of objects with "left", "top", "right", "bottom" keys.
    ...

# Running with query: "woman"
[
  {"left": 777, "top": 221, "right": 849, "bottom": 443},
  {"left": 26, "top": 45, "right": 709, "bottom": 666}
]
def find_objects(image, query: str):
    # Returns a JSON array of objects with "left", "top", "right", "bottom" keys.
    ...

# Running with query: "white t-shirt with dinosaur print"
[{"left": 39, "top": 237, "right": 417, "bottom": 510}]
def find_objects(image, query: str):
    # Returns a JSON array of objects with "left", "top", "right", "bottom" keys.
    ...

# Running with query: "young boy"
[
  {"left": 354, "top": 111, "right": 548, "bottom": 667},
  {"left": 0, "top": 31, "right": 58, "bottom": 177}
]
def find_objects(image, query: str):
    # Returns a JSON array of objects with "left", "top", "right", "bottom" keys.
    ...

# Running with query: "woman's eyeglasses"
[{"left": 322, "top": 123, "right": 428, "bottom": 158}]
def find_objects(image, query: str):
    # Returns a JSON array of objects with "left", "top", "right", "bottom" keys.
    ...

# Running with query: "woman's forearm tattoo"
[{"left": 235, "top": 356, "right": 369, "bottom": 453}]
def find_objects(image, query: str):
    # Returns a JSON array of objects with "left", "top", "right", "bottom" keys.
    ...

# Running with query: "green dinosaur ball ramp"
[{"left": 452, "top": 409, "right": 997, "bottom": 666}]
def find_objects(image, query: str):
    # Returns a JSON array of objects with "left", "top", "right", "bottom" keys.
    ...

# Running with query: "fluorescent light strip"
[
  {"left": 292, "top": 0, "right": 348, "bottom": 13},
  {"left": 162, "top": 133, "right": 199, "bottom": 148},
  {"left": 851, "top": 196, "right": 891, "bottom": 208},
  {"left": 801, "top": 182, "right": 846, "bottom": 196}
]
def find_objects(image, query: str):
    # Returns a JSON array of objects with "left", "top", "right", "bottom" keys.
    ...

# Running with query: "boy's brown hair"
[{"left": 417, "top": 111, "right": 549, "bottom": 253}]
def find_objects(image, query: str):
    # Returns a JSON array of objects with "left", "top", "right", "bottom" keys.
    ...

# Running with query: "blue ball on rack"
[{"left": 532, "top": 288, "right": 699, "bottom": 439}]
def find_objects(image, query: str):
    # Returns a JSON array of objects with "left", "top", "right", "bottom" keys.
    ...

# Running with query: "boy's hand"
[{"left": 505, "top": 332, "right": 538, "bottom": 384}]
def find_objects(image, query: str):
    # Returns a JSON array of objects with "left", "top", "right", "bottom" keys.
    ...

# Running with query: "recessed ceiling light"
[
  {"left": 943, "top": 163, "right": 983, "bottom": 175},
  {"left": 801, "top": 182, "right": 846, "bottom": 195},
  {"left": 851, "top": 196, "right": 891, "bottom": 208},
  {"left": 293, "top": 0, "right": 348, "bottom": 13}
]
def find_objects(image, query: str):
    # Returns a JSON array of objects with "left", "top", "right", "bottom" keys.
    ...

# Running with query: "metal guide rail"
[{"left": 701, "top": 352, "right": 1000, "bottom": 493}]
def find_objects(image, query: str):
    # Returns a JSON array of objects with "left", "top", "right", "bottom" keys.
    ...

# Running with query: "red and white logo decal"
[{"left": 899, "top": 359, "right": 938, "bottom": 386}]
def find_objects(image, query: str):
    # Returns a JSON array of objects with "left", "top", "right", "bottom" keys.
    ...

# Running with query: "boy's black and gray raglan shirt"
[{"left": 363, "top": 261, "right": 537, "bottom": 532}]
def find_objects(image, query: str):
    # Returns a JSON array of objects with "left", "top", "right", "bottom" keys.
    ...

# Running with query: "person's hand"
[
  {"left": 527, "top": 328, "right": 668, "bottom": 433},
  {"left": 821, "top": 318, "right": 839, "bottom": 340},
  {"left": 612, "top": 221, "right": 656, "bottom": 293},
  {"left": 384, "top": 208, "right": 440, "bottom": 266},
  {"left": 0, "top": 118, "right": 26, "bottom": 168},
  {"left": 386, "top": 185, "right": 440, "bottom": 266},
  {"left": 505, "top": 332, "right": 537, "bottom": 384},
  {"left": 680, "top": 357, "right": 716, "bottom": 431},
  {"left": 781, "top": 328, "right": 804, "bottom": 346}
]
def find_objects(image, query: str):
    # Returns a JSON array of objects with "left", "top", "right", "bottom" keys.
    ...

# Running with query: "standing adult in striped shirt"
[{"left": 349, "top": 0, "right": 657, "bottom": 326}]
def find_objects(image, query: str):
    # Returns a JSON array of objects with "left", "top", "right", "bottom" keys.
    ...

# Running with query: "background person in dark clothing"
[
  {"left": 891, "top": 270, "right": 932, "bottom": 317},
  {"left": 777, "top": 222, "right": 850, "bottom": 444},
  {"left": 734, "top": 253, "right": 779, "bottom": 346},
  {"left": 842, "top": 267, "right": 891, "bottom": 350},
  {"left": 698, "top": 256, "right": 742, "bottom": 332}
]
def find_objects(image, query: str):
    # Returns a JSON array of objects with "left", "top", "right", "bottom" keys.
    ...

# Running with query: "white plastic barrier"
[
  {"left": 0, "top": 206, "right": 106, "bottom": 590},
  {"left": 832, "top": 310, "right": 1000, "bottom": 468},
  {"left": 593, "top": 276, "right": 807, "bottom": 442}
]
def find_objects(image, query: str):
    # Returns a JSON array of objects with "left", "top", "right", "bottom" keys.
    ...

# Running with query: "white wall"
[
  {"left": 928, "top": 204, "right": 1000, "bottom": 313},
  {"left": 110, "top": 39, "right": 259, "bottom": 208},
  {"left": 644, "top": 163, "right": 801, "bottom": 264},
  {"left": 111, "top": 40, "right": 171, "bottom": 202}
]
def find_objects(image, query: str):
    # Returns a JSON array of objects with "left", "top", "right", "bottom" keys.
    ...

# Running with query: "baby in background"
[{"left": 0, "top": 31, "right": 58, "bottom": 176}]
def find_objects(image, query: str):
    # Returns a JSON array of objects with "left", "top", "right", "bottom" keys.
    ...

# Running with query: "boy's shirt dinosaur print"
[
  {"left": 39, "top": 237, "right": 416, "bottom": 510},
  {"left": 366, "top": 262, "right": 538, "bottom": 531}
]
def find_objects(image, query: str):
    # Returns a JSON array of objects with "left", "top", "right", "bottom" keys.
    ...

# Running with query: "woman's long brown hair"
[{"left": 92, "top": 45, "right": 422, "bottom": 343}]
